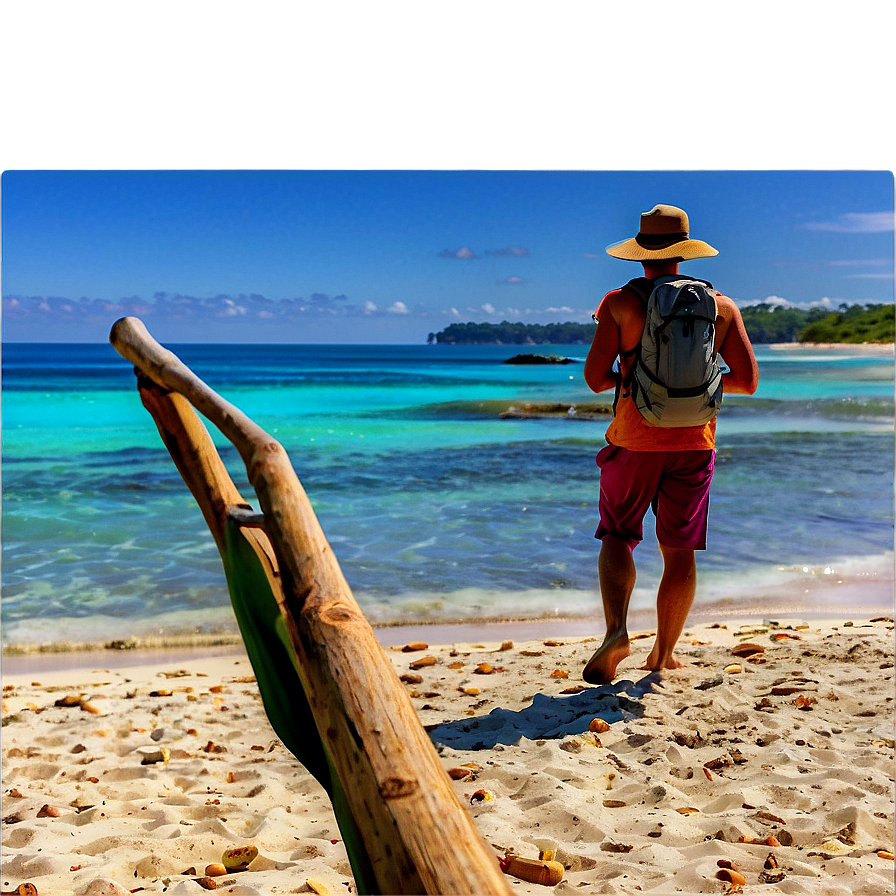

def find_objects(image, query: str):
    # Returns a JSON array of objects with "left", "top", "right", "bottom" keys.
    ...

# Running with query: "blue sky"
[
  {"left": 2, "top": 5, "right": 895, "bottom": 344},
  {"left": 2, "top": 169, "right": 893, "bottom": 344}
]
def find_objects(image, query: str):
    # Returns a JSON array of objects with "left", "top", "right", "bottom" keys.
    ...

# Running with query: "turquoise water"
[{"left": 2, "top": 342, "right": 893, "bottom": 647}]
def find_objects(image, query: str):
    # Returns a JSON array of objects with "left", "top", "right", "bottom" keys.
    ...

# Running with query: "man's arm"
[
  {"left": 584, "top": 295, "right": 620, "bottom": 394},
  {"left": 717, "top": 299, "right": 759, "bottom": 395}
]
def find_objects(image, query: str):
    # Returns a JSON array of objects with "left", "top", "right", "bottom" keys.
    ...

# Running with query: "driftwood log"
[{"left": 109, "top": 317, "right": 513, "bottom": 896}]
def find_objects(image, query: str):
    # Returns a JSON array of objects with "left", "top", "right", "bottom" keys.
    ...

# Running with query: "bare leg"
[
  {"left": 583, "top": 534, "right": 635, "bottom": 684},
  {"left": 643, "top": 544, "right": 696, "bottom": 672}
]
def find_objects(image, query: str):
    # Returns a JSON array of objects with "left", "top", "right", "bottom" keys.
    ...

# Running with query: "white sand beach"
[{"left": 2, "top": 616, "right": 894, "bottom": 895}]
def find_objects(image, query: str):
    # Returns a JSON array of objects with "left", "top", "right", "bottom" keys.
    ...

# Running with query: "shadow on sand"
[{"left": 427, "top": 671, "right": 663, "bottom": 751}]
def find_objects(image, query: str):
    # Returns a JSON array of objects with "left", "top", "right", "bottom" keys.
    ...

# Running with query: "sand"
[{"left": 2, "top": 616, "right": 894, "bottom": 895}]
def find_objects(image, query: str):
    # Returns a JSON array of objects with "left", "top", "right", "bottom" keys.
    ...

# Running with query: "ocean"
[{"left": 1, "top": 341, "right": 893, "bottom": 649}]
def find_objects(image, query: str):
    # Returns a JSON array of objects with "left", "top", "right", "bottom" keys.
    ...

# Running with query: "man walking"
[{"left": 583, "top": 204, "right": 758, "bottom": 684}]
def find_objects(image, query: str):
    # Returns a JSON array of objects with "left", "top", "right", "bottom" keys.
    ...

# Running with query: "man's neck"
[{"left": 642, "top": 260, "right": 680, "bottom": 279}]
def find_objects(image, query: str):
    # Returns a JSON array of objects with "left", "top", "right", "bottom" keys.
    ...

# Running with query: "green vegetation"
[
  {"left": 427, "top": 302, "right": 894, "bottom": 345},
  {"left": 427, "top": 321, "right": 594, "bottom": 345},
  {"left": 738, "top": 304, "right": 828, "bottom": 343},
  {"left": 797, "top": 303, "right": 895, "bottom": 344}
]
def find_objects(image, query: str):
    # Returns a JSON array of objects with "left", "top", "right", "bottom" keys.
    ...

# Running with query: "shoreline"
[
  {"left": 3, "top": 590, "right": 892, "bottom": 676},
  {"left": 768, "top": 342, "right": 894, "bottom": 354}
]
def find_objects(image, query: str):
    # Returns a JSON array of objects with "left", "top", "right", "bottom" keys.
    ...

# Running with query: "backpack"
[{"left": 617, "top": 275, "right": 723, "bottom": 428}]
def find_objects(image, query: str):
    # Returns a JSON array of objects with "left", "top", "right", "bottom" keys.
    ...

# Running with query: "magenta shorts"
[{"left": 595, "top": 443, "right": 715, "bottom": 551}]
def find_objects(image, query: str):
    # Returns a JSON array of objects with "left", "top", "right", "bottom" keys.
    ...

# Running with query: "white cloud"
[
  {"left": 805, "top": 212, "right": 894, "bottom": 233},
  {"left": 217, "top": 299, "right": 247, "bottom": 317},
  {"left": 545, "top": 305, "right": 575, "bottom": 314},
  {"left": 438, "top": 246, "right": 479, "bottom": 259},
  {"left": 500, "top": 276, "right": 525, "bottom": 286},
  {"left": 364, "top": 301, "right": 378, "bottom": 313},
  {"left": 449, "top": 307, "right": 461, "bottom": 317},
  {"left": 387, "top": 301, "right": 408, "bottom": 314},
  {"left": 481, "top": 303, "right": 496, "bottom": 314},
  {"left": 736, "top": 295, "right": 835, "bottom": 310}
]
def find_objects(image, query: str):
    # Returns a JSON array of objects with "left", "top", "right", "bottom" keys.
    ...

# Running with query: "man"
[{"left": 582, "top": 204, "right": 758, "bottom": 684}]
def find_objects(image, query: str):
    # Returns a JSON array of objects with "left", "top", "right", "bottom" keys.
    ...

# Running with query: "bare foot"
[
  {"left": 583, "top": 630, "right": 631, "bottom": 684},
  {"left": 642, "top": 650, "right": 687, "bottom": 672}
]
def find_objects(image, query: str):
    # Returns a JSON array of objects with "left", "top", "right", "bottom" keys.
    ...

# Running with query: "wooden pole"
[{"left": 110, "top": 317, "right": 513, "bottom": 896}]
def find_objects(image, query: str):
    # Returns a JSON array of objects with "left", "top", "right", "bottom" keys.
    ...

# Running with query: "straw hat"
[{"left": 606, "top": 204, "right": 718, "bottom": 261}]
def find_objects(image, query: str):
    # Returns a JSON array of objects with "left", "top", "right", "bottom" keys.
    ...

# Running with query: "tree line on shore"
[{"left": 427, "top": 302, "right": 895, "bottom": 345}]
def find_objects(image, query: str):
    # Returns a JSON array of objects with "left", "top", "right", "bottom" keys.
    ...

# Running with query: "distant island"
[{"left": 427, "top": 302, "right": 894, "bottom": 345}]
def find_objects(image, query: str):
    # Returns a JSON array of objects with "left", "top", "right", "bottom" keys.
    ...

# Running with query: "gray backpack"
[{"left": 620, "top": 275, "right": 723, "bottom": 428}]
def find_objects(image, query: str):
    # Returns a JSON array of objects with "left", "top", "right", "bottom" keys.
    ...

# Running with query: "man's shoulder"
[
  {"left": 605, "top": 282, "right": 644, "bottom": 307},
  {"left": 713, "top": 291, "right": 741, "bottom": 317}
]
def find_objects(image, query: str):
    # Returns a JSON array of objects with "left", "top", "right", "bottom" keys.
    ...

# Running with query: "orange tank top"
[{"left": 605, "top": 392, "right": 716, "bottom": 451}]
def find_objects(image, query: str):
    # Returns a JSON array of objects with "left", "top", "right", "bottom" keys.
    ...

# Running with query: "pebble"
[
  {"left": 716, "top": 868, "right": 747, "bottom": 887},
  {"left": 731, "top": 642, "right": 765, "bottom": 658},
  {"left": 409, "top": 656, "right": 437, "bottom": 670},
  {"left": 139, "top": 746, "right": 170, "bottom": 765},
  {"left": 53, "top": 694, "right": 83, "bottom": 707},
  {"left": 401, "top": 642, "right": 428, "bottom": 652},
  {"left": 589, "top": 718, "right": 611, "bottom": 733}
]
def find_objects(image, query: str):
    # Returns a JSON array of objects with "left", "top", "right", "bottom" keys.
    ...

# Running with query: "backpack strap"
[
  {"left": 625, "top": 277, "right": 654, "bottom": 304},
  {"left": 611, "top": 279, "right": 653, "bottom": 413}
]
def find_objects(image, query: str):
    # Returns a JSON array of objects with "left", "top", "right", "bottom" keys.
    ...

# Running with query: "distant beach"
[{"left": 769, "top": 342, "right": 894, "bottom": 354}]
